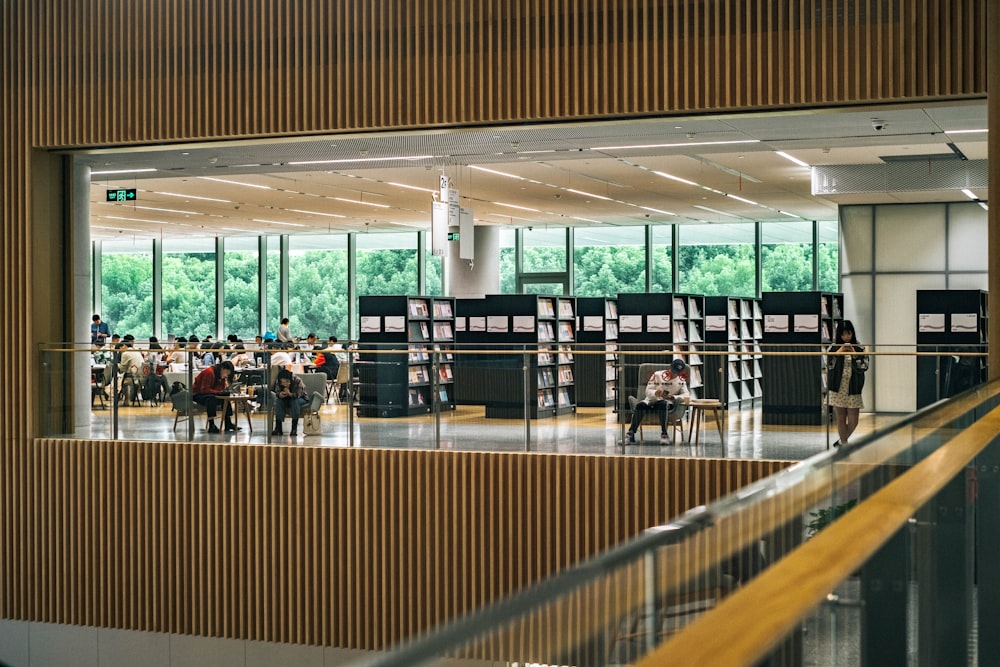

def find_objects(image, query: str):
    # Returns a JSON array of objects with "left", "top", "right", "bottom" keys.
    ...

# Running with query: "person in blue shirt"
[{"left": 91, "top": 314, "right": 110, "bottom": 344}]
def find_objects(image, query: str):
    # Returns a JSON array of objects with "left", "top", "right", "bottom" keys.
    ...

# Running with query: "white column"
[
  {"left": 445, "top": 226, "right": 500, "bottom": 298},
  {"left": 73, "top": 162, "right": 93, "bottom": 432}
]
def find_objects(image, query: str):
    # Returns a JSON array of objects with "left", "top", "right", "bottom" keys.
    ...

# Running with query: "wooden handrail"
[{"left": 639, "top": 404, "right": 1000, "bottom": 667}]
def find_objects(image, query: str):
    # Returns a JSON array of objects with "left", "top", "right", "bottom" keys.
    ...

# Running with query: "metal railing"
[{"left": 347, "top": 379, "right": 1000, "bottom": 666}]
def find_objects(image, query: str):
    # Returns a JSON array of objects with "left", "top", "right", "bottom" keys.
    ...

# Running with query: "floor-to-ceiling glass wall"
[
  {"left": 761, "top": 221, "right": 818, "bottom": 292},
  {"left": 99, "top": 239, "right": 153, "bottom": 339},
  {"left": 223, "top": 237, "right": 260, "bottom": 340},
  {"left": 677, "top": 222, "right": 756, "bottom": 297},
  {"left": 161, "top": 238, "right": 217, "bottom": 340},
  {"left": 573, "top": 225, "right": 646, "bottom": 296},
  {"left": 650, "top": 225, "right": 674, "bottom": 292},
  {"left": 288, "top": 234, "right": 349, "bottom": 340}
]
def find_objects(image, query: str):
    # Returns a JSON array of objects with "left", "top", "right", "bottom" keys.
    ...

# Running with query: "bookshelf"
[
  {"left": 453, "top": 294, "right": 577, "bottom": 418},
  {"left": 357, "top": 295, "right": 456, "bottom": 417},
  {"left": 575, "top": 297, "right": 618, "bottom": 407},
  {"left": 704, "top": 296, "right": 761, "bottom": 407},
  {"left": 761, "top": 291, "right": 842, "bottom": 425},
  {"left": 616, "top": 292, "right": 706, "bottom": 421},
  {"left": 916, "top": 289, "right": 988, "bottom": 408}
]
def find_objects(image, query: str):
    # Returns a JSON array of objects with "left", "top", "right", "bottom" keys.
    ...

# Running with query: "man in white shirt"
[{"left": 626, "top": 358, "right": 691, "bottom": 445}]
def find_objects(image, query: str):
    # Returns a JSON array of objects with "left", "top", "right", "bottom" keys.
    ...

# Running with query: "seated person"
[
  {"left": 626, "top": 358, "right": 691, "bottom": 445},
  {"left": 192, "top": 360, "right": 237, "bottom": 433},
  {"left": 271, "top": 368, "right": 307, "bottom": 436}
]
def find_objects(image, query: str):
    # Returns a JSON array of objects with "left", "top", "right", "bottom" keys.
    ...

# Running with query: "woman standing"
[{"left": 827, "top": 319, "right": 869, "bottom": 447}]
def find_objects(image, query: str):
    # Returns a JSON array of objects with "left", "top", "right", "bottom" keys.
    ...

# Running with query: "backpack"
[
  {"left": 314, "top": 352, "right": 325, "bottom": 366},
  {"left": 170, "top": 381, "right": 187, "bottom": 396}
]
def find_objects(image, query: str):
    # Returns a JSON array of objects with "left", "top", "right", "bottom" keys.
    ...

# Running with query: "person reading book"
[{"left": 626, "top": 358, "right": 691, "bottom": 445}]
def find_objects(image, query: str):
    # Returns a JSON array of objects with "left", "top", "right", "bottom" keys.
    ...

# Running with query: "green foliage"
[
  {"left": 573, "top": 245, "right": 646, "bottom": 296},
  {"left": 806, "top": 499, "right": 858, "bottom": 538},
  {"left": 101, "top": 254, "right": 153, "bottom": 338},
  {"left": 161, "top": 253, "right": 216, "bottom": 338},
  {"left": 678, "top": 244, "right": 756, "bottom": 297}
]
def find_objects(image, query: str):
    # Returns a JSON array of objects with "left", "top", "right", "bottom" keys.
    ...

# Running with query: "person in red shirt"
[{"left": 192, "top": 360, "right": 237, "bottom": 433}]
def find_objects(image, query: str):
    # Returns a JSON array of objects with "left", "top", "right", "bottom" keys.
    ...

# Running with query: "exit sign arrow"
[{"left": 106, "top": 188, "right": 137, "bottom": 202}]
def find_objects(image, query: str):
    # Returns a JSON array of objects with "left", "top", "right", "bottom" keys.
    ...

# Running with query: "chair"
[
  {"left": 169, "top": 389, "right": 209, "bottom": 432},
  {"left": 329, "top": 363, "right": 350, "bottom": 404},
  {"left": 91, "top": 368, "right": 107, "bottom": 409},
  {"left": 626, "top": 362, "right": 686, "bottom": 443},
  {"left": 269, "top": 373, "right": 326, "bottom": 433}
]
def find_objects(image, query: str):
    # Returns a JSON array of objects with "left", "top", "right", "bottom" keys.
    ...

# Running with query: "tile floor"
[{"left": 63, "top": 400, "right": 905, "bottom": 461}]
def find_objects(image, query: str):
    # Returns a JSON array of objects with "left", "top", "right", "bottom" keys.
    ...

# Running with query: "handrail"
[
  {"left": 350, "top": 380, "right": 1000, "bottom": 667},
  {"left": 642, "top": 402, "right": 1000, "bottom": 666}
]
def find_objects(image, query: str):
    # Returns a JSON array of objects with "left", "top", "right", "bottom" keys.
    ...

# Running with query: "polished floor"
[{"left": 66, "top": 398, "right": 904, "bottom": 461}]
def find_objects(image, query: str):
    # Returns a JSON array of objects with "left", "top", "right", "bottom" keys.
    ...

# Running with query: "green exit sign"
[
  {"left": 106, "top": 188, "right": 137, "bottom": 202},
  {"left": 447, "top": 232, "right": 460, "bottom": 241}
]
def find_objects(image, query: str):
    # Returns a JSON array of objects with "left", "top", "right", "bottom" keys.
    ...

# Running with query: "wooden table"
[
  {"left": 687, "top": 398, "right": 725, "bottom": 445},
  {"left": 219, "top": 394, "right": 254, "bottom": 433}
]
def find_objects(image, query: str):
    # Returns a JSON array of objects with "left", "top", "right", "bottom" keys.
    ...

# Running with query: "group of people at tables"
[{"left": 90, "top": 314, "right": 348, "bottom": 436}]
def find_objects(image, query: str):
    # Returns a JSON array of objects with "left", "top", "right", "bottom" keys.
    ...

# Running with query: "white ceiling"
[{"left": 76, "top": 101, "right": 988, "bottom": 242}]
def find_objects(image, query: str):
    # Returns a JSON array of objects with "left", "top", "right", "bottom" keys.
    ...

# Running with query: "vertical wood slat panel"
[{"left": 16, "top": 439, "right": 788, "bottom": 650}]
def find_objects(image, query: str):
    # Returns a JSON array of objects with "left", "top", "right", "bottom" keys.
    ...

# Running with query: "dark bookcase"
[
  {"left": 704, "top": 296, "right": 762, "bottom": 407},
  {"left": 916, "top": 289, "right": 988, "bottom": 408},
  {"left": 357, "top": 295, "right": 456, "bottom": 417},
  {"left": 454, "top": 294, "right": 576, "bottom": 418},
  {"left": 761, "top": 291, "right": 842, "bottom": 425},
  {"left": 575, "top": 297, "right": 618, "bottom": 407},
  {"left": 616, "top": 292, "right": 706, "bottom": 421}
]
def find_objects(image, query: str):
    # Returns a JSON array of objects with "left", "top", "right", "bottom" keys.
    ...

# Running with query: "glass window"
[
  {"left": 817, "top": 220, "right": 840, "bottom": 292},
  {"left": 425, "top": 250, "right": 443, "bottom": 296},
  {"left": 289, "top": 235, "right": 349, "bottom": 340},
  {"left": 499, "top": 228, "right": 516, "bottom": 293},
  {"left": 223, "top": 237, "right": 260, "bottom": 340},
  {"left": 522, "top": 227, "right": 567, "bottom": 272},
  {"left": 162, "top": 238, "right": 217, "bottom": 339},
  {"left": 650, "top": 224, "right": 673, "bottom": 292},
  {"left": 761, "top": 221, "right": 814, "bottom": 292},
  {"left": 265, "top": 236, "right": 280, "bottom": 336},
  {"left": 677, "top": 223, "right": 756, "bottom": 297},
  {"left": 573, "top": 226, "right": 647, "bottom": 297},
  {"left": 100, "top": 239, "right": 153, "bottom": 339},
  {"left": 355, "top": 232, "right": 419, "bottom": 335}
]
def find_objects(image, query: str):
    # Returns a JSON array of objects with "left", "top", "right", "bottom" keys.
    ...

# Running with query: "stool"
[{"left": 687, "top": 398, "right": 725, "bottom": 445}]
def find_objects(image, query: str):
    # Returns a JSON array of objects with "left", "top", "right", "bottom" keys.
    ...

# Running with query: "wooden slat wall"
[
  {"left": 19, "top": 440, "right": 787, "bottom": 648},
  {"left": 0, "top": 0, "right": 987, "bottom": 651}
]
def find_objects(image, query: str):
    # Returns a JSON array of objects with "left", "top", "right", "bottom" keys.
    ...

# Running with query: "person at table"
[
  {"left": 314, "top": 337, "right": 341, "bottom": 381},
  {"left": 277, "top": 317, "right": 293, "bottom": 344},
  {"left": 91, "top": 314, "right": 110, "bottom": 345},
  {"left": 192, "top": 360, "right": 238, "bottom": 433},
  {"left": 270, "top": 368, "right": 307, "bottom": 437},
  {"left": 91, "top": 340, "right": 109, "bottom": 366},
  {"left": 626, "top": 358, "right": 691, "bottom": 445}
]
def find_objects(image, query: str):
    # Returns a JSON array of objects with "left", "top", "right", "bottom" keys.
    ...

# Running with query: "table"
[
  {"left": 219, "top": 394, "right": 254, "bottom": 433},
  {"left": 687, "top": 398, "right": 725, "bottom": 445}
]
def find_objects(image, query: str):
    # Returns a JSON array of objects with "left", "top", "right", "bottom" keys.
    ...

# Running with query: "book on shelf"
[
  {"left": 537, "top": 298, "right": 555, "bottom": 318},
  {"left": 408, "top": 299, "right": 429, "bottom": 318},
  {"left": 689, "top": 366, "right": 703, "bottom": 387},
  {"left": 688, "top": 351, "right": 702, "bottom": 365},
  {"left": 728, "top": 300, "right": 739, "bottom": 318},
  {"left": 438, "top": 387, "right": 449, "bottom": 402},
  {"left": 673, "top": 321, "right": 688, "bottom": 342},
  {"left": 538, "top": 321, "right": 555, "bottom": 341},
  {"left": 728, "top": 321, "right": 739, "bottom": 339},
  {"left": 672, "top": 297, "right": 687, "bottom": 319},
  {"left": 558, "top": 366, "right": 574, "bottom": 384},
  {"left": 433, "top": 300, "right": 453, "bottom": 318},
  {"left": 408, "top": 321, "right": 426, "bottom": 340},
  {"left": 558, "top": 345, "right": 573, "bottom": 363},
  {"left": 537, "top": 347, "right": 554, "bottom": 365},
  {"left": 605, "top": 301, "right": 618, "bottom": 319},
  {"left": 606, "top": 321, "right": 619, "bottom": 338},
  {"left": 688, "top": 321, "right": 703, "bottom": 342},
  {"left": 741, "top": 322, "right": 751, "bottom": 339},
  {"left": 557, "top": 387, "right": 571, "bottom": 405},
  {"left": 741, "top": 300, "right": 752, "bottom": 318},
  {"left": 688, "top": 299, "right": 701, "bottom": 318},
  {"left": 558, "top": 299, "right": 574, "bottom": 317},
  {"left": 821, "top": 296, "right": 830, "bottom": 316},
  {"left": 558, "top": 321, "right": 574, "bottom": 341},
  {"left": 434, "top": 322, "right": 454, "bottom": 339}
]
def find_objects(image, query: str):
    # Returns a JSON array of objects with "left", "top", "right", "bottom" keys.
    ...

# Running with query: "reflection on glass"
[
  {"left": 650, "top": 225, "right": 673, "bottom": 291},
  {"left": 162, "top": 238, "right": 217, "bottom": 340},
  {"left": 678, "top": 222, "right": 756, "bottom": 297},
  {"left": 100, "top": 239, "right": 154, "bottom": 339},
  {"left": 522, "top": 227, "right": 567, "bottom": 273},
  {"left": 761, "top": 221, "right": 815, "bottom": 292},
  {"left": 289, "top": 235, "right": 349, "bottom": 340},
  {"left": 223, "top": 237, "right": 260, "bottom": 339},
  {"left": 574, "top": 225, "right": 646, "bottom": 296}
]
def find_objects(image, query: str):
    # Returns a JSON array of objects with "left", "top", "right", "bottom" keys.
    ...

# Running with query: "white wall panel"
[
  {"left": 840, "top": 205, "right": 874, "bottom": 274},
  {"left": 874, "top": 204, "right": 947, "bottom": 272},
  {"left": 948, "top": 202, "right": 989, "bottom": 272},
  {"left": 873, "top": 274, "right": 946, "bottom": 412}
]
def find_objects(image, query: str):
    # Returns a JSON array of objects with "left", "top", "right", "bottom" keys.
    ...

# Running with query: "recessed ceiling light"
[
  {"left": 199, "top": 177, "right": 272, "bottom": 190},
  {"left": 91, "top": 168, "right": 157, "bottom": 176},
  {"left": 157, "top": 191, "right": 232, "bottom": 203}
]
